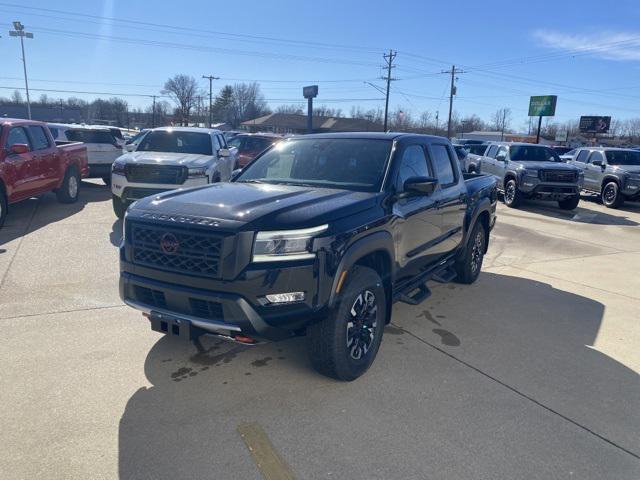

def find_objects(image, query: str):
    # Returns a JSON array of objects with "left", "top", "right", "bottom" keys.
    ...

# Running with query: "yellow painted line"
[{"left": 237, "top": 422, "right": 295, "bottom": 480}]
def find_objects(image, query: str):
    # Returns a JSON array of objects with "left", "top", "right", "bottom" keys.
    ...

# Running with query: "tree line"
[{"left": 3, "top": 75, "right": 640, "bottom": 143}]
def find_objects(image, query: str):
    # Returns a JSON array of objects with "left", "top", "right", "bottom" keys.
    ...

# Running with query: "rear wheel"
[
  {"left": 308, "top": 266, "right": 386, "bottom": 381},
  {"left": 112, "top": 194, "right": 128, "bottom": 219},
  {"left": 558, "top": 196, "right": 580, "bottom": 210},
  {"left": 56, "top": 167, "right": 80, "bottom": 203},
  {"left": 503, "top": 178, "right": 522, "bottom": 208},
  {"left": 455, "top": 220, "right": 486, "bottom": 284},
  {"left": 601, "top": 181, "right": 624, "bottom": 209}
]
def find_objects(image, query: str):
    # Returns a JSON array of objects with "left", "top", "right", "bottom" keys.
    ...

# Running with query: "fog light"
[{"left": 265, "top": 292, "right": 305, "bottom": 304}]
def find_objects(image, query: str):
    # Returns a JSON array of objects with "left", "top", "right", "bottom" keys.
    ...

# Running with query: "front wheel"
[
  {"left": 455, "top": 220, "right": 486, "bottom": 284},
  {"left": 0, "top": 187, "right": 7, "bottom": 228},
  {"left": 558, "top": 196, "right": 580, "bottom": 210},
  {"left": 503, "top": 179, "right": 522, "bottom": 208},
  {"left": 601, "top": 181, "right": 624, "bottom": 209},
  {"left": 112, "top": 194, "right": 128, "bottom": 219},
  {"left": 308, "top": 266, "right": 386, "bottom": 381},
  {"left": 56, "top": 167, "right": 80, "bottom": 203}
]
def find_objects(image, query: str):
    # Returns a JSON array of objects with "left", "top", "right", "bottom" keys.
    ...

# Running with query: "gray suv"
[
  {"left": 479, "top": 142, "right": 582, "bottom": 209},
  {"left": 568, "top": 147, "right": 640, "bottom": 208}
]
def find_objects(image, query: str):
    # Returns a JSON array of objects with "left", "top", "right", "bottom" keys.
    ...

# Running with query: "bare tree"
[
  {"left": 228, "top": 82, "right": 270, "bottom": 127},
  {"left": 162, "top": 74, "right": 200, "bottom": 125},
  {"left": 491, "top": 108, "right": 512, "bottom": 133},
  {"left": 418, "top": 111, "right": 432, "bottom": 129},
  {"left": 276, "top": 104, "right": 304, "bottom": 115}
]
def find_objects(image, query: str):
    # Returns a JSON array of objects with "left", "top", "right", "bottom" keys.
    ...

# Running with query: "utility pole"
[
  {"left": 501, "top": 109, "right": 507, "bottom": 141},
  {"left": 202, "top": 74, "right": 219, "bottom": 128},
  {"left": 381, "top": 49, "right": 396, "bottom": 132},
  {"left": 9, "top": 21, "right": 34, "bottom": 120},
  {"left": 441, "top": 65, "right": 465, "bottom": 139},
  {"left": 435, "top": 111, "right": 439, "bottom": 134},
  {"left": 151, "top": 95, "right": 157, "bottom": 128}
]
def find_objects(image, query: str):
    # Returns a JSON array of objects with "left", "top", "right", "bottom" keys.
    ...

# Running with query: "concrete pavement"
[{"left": 1, "top": 182, "right": 639, "bottom": 479}]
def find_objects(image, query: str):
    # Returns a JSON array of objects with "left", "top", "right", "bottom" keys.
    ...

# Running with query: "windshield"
[
  {"left": 66, "top": 129, "right": 117, "bottom": 145},
  {"left": 236, "top": 138, "right": 392, "bottom": 192},
  {"left": 509, "top": 145, "right": 561, "bottom": 162},
  {"left": 605, "top": 150, "right": 640, "bottom": 166},
  {"left": 137, "top": 131, "right": 212, "bottom": 155}
]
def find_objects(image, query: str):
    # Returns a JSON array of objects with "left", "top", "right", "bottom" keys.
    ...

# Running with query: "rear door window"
[
  {"left": 27, "top": 125, "right": 51, "bottom": 150},
  {"left": 5, "top": 127, "right": 31, "bottom": 150},
  {"left": 430, "top": 144, "right": 456, "bottom": 186}
]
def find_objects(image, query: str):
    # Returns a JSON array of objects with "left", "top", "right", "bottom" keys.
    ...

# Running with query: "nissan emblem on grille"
[{"left": 160, "top": 233, "right": 180, "bottom": 254}]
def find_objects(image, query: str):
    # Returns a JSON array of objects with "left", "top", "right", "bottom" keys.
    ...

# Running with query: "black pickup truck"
[{"left": 119, "top": 133, "right": 498, "bottom": 380}]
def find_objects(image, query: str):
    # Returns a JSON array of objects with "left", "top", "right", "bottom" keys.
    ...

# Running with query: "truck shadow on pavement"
[
  {"left": 513, "top": 200, "right": 639, "bottom": 226},
  {"left": 118, "top": 272, "right": 640, "bottom": 479},
  {"left": 0, "top": 181, "right": 111, "bottom": 247}
]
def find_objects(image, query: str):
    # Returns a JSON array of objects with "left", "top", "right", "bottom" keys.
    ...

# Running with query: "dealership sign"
[
  {"left": 528, "top": 95, "right": 557, "bottom": 117},
  {"left": 579, "top": 116, "right": 611, "bottom": 134}
]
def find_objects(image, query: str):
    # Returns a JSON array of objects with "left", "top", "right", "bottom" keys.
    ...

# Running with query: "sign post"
[
  {"left": 528, "top": 95, "right": 557, "bottom": 144},
  {"left": 303, "top": 85, "right": 318, "bottom": 134}
]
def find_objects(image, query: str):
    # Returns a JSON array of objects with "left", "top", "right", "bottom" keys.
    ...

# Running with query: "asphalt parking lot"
[{"left": 1, "top": 181, "right": 639, "bottom": 480}]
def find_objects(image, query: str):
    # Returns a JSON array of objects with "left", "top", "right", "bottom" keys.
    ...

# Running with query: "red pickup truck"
[{"left": 0, "top": 118, "right": 89, "bottom": 227}]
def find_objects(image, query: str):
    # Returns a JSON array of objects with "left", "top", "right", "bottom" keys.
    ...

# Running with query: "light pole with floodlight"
[{"left": 9, "top": 21, "right": 34, "bottom": 120}]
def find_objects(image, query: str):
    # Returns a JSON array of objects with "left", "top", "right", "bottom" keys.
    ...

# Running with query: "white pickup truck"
[{"left": 111, "top": 127, "right": 235, "bottom": 218}]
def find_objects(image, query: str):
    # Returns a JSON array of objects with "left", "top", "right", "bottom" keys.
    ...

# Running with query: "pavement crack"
[
  {"left": 0, "top": 304, "right": 126, "bottom": 321},
  {"left": 392, "top": 322, "right": 640, "bottom": 462}
]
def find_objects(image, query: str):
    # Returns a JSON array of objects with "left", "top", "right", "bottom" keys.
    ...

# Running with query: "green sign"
[{"left": 528, "top": 95, "right": 557, "bottom": 117}]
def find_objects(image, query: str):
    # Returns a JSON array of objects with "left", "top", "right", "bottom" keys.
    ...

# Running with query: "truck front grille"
[
  {"left": 540, "top": 170, "right": 577, "bottom": 183},
  {"left": 125, "top": 164, "right": 187, "bottom": 185},
  {"left": 130, "top": 223, "right": 223, "bottom": 277},
  {"left": 189, "top": 298, "right": 224, "bottom": 320},
  {"left": 134, "top": 286, "right": 167, "bottom": 309}
]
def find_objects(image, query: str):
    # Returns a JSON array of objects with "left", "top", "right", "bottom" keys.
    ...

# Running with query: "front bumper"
[
  {"left": 519, "top": 176, "right": 580, "bottom": 199},
  {"left": 119, "top": 256, "right": 330, "bottom": 342},
  {"left": 111, "top": 173, "right": 208, "bottom": 201}
]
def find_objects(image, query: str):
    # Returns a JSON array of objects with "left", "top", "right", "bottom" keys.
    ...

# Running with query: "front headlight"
[
  {"left": 188, "top": 167, "right": 208, "bottom": 178},
  {"left": 523, "top": 168, "right": 539, "bottom": 177},
  {"left": 252, "top": 225, "right": 328, "bottom": 262},
  {"left": 112, "top": 160, "right": 126, "bottom": 174}
]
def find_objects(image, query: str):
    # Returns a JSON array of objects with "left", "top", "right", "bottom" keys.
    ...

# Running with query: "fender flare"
[
  {"left": 462, "top": 197, "right": 492, "bottom": 249},
  {"left": 601, "top": 175, "right": 622, "bottom": 188},
  {"left": 328, "top": 231, "right": 395, "bottom": 308}
]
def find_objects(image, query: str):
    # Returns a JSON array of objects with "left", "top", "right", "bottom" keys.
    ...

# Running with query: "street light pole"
[{"left": 9, "top": 21, "right": 34, "bottom": 120}]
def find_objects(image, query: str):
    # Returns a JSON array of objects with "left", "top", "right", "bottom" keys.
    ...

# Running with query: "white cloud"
[{"left": 533, "top": 30, "right": 640, "bottom": 61}]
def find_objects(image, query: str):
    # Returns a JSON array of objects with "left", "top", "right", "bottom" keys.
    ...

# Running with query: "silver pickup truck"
[{"left": 479, "top": 142, "right": 583, "bottom": 210}]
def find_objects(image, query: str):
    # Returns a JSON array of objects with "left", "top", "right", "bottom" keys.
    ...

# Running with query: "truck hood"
[
  {"left": 129, "top": 182, "right": 379, "bottom": 231},
  {"left": 118, "top": 151, "right": 214, "bottom": 167},
  {"left": 513, "top": 161, "right": 579, "bottom": 170}
]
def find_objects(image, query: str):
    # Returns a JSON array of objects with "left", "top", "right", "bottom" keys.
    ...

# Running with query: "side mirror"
[
  {"left": 218, "top": 148, "right": 231, "bottom": 157},
  {"left": 124, "top": 143, "right": 136, "bottom": 152},
  {"left": 231, "top": 168, "right": 242, "bottom": 180},
  {"left": 402, "top": 176, "right": 438, "bottom": 196},
  {"left": 9, "top": 143, "right": 29, "bottom": 155},
  {"left": 592, "top": 160, "right": 603, "bottom": 167},
  {"left": 496, "top": 154, "right": 507, "bottom": 162}
]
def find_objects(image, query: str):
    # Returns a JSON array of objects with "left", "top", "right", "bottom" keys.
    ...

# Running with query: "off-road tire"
[
  {"left": 455, "top": 220, "right": 486, "bottom": 284},
  {"left": 308, "top": 265, "right": 386, "bottom": 381},
  {"left": 558, "top": 196, "right": 580, "bottom": 210},
  {"left": 503, "top": 178, "right": 522, "bottom": 208},
  {"left": 56, "top": 167, "right": 80, "bottom": 203},
  {"left": 112, "top": 194, "right": 128, "bottom": 219},
  {"left": 601, "top": 181, "right": 624, "bottom": 209}
]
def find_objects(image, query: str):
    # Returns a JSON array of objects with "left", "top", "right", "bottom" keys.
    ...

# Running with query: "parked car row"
[{"left": 454, "top": 141, "right": 640, "bottom": 209}]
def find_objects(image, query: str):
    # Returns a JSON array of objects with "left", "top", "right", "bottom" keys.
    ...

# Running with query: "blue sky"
[{"left": 1, "top": 0, "right": 640, "bottom": 131}]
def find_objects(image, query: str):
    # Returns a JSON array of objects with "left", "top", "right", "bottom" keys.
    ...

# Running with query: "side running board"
[{"left": 398, "top": 284, "right": 432, "bottom": 305}]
